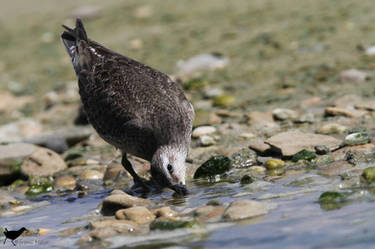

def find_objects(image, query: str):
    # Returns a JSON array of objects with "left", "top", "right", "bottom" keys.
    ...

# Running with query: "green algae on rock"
[
  {"left": 26, "top": 181, "right": 53, "bottom": 195},
  {"left": 193, "top": 156, "right": 232, "bottom": 179},
  {"left": 150, "top": 220, "right": 199, "bottom": 231},
  {"left": 318, "top": 191, "right": 350, "bottom": 211},
  {"left": 291, "top": 150, "right": 317, "bottom": 162},
  {"left": 361, "top": 167, "right": 375, "bottom": 184},
  {"left": 240, "top": 175, "right": 254, "bottom": 185}
]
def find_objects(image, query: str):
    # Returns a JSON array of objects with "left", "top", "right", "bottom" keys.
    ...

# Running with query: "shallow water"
[{"left": 1, "top": 165, "right": 375, "bottom": 249}]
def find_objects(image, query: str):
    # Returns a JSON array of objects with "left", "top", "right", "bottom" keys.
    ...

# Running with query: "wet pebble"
[
  {"left": 153, "top": 207, "right": 178, "bottom": 218},
  {"left": 344, "top": 132, "right": 371, "bottom": 146},
  {"left": 54, "top": 175, "right": 76, "bottom": 191},
  {"left": 361, "top": 167, "right": 375, "bottom": 184},
  {"left": 80, "top": 219, "right": 143, "bottom": 242},
  {"left": 291, "top": 150, "right": 317, "bottom": 162},
  {"left": 264, "top": 159, "right": 285, "bottom": 169},
  {"left": 223, "top": 200, "right": 267, "bottom": 221},
  {"left": 230, "top": 148, "right": 257, "bottom": 168},
  {"left": 193, "top": 155, "right": 232, "bottom": 179},
  {"left": 115, "top": 206, "right": 155, "bottom": 224},
  {"left": 193, "top": 205, "right": 226, "bottom": 222},
  {"left": 248, "top": 139, "right": 272, "bottom": 154},
  {"left": 80, "top": 169, "right": 104, "bottom": 180},
  {"left": 103, "top": 161, "right": 126, "bottom": 181},
  {"left": 240, "top": 175, "right": 254, "bottom": 184},
  {"left": 314, "top": 145, "right": 330, "bottom": 155},
  {"left": 21, "top": 147, "right": 67, "bottom": 177},
  {"left": 272, "top": 108, "right": 298, "bottom": 121},
  {"left": 192, "top": 126, "right": 217, "bottom": 138},
  {"left": 101, "top": 190, "right": 153, "bottom": 215},
  {"left": 150, "top": 219, "right": 198, "bottom": 231}
]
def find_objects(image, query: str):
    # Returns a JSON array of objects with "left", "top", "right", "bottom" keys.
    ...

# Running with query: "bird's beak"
[{"left": 170, "top": 184, "right": 189, "bottom": 195}]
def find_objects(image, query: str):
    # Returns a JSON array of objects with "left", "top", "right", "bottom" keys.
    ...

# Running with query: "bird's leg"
[
  {"left": 121, "top": 154, "right": 146, "bottom": 186},
  {"left": 3, "top": 238, "right": 6, "bottom": 244},
  {"left": 11, "top": 240, "right": 15, "bottom": 246}
]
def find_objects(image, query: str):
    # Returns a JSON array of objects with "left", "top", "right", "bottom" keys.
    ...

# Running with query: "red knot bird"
[{"left": 61, "top": 19, "right": 194, "bottom": 195}]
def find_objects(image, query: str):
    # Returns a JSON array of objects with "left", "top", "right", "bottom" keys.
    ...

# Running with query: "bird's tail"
[{"left": 61, "top": 19, "right": 91, "bottom": 73}]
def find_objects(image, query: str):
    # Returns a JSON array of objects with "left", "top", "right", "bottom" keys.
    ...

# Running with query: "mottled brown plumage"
[{"left": 61, "top": 19, "right": 194, "bottom": 195}]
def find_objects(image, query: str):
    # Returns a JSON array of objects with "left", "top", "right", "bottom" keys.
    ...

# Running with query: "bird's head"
[{"left": 151, "top": 145, "right": 188, "bottom": 195}]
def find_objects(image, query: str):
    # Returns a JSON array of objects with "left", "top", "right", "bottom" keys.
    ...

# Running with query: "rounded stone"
[
  {"left": 101, "top": 192, "right": 153, "bottom": 215},
  {"left": 54, "top": 175, "right": 76, "bottom": 191},
  {"left": 192, "top": 126, "right": 217, "bottom": 138},
  {"left": 199, "top": 135, "right": 216, "bottom": 146},
  {"left": 153, "top": 207, "right": 178, "bottom": 218},
  {"left": 21, "top": 147, "right": 67, "bottom": 177},
  {"left": 80, "top": 169, "right": 104, "bottom": 180},
  {"left": 115, "top": 206, "right": 155, "bottom": 224},
  {"left": 264, "top": 159, "right": 285, "bottom": 170},
  {"left": 223, "top": 200, "right": 267, "bottom": 221}
]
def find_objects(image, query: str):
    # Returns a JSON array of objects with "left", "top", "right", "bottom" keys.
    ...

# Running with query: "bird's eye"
[{"left": 167, "top": 164, "right": 173, "bottom": 173}]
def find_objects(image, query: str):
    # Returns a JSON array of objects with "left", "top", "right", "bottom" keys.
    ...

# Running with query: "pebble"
[
  {"left": 213, "top": 95, "right": 235, "bottom": 108},
  {"left": 365, "top": 46, "right": 375, "bottom": 55},
  {"left": 193, "top": 205, "right": 226, "bottom": 222},
  {"left": 248, "top": 139, "right": 272, "bottom": 154},
  {"left": 116, "top": 206, "right": 155, "bottom": 224},
  {"left": 265, "top": 131, "right": 342, "bottom": 157},
  {"left": 103, "top": 161, "right": 126, "bottom": 181},
  {"left": 199, "top": 135, "right": 216, "bottom": 146},
  {"left": 54, "top": 175, "right": 76, "bottom": 191},
  {"left": 240, "top": 175, "right": 254, "bottom": 184},
  {"left": 264, "top": 159, "right": 285, "bottom": 169},
  {"left": 150, "top": 219, "right": 198, "bottom": 231},
  {"left": 176, "top": 53, "right": 229, "bottom": 77},
  {"left": 223, "top": 200, "right": 267, "bottom": 221},
  {"left": 272, "top": 108, "right": 298, "bottom": 121},
  {"left": 80, "top": 169, "right": 104, "bottom": 180},
  {"left": 101, "top": 191, "right": 153, "bottom": 215},
  {"left": 354, "top": 100, "right": 375, "bottom": 111},
  {"left": 80, "top": 219, "right": 142, "bottom": 242},
  {"left": 314, "top": 145, "right": 330, "bottom": 155},
  {"left": 343, "top": 132, "right": 371, "bottom": 146},
  {"left": 203, "top": 87, "right": 224, "bottom": 98},
  {"left": 21, "top": 147, "right": 67, "bottom": 177},
  {"left": 153, "top": 207, "right": 178, "bottom": 218},
  {"left": 361, "top": 167, "right": 375, "bottom": 184},
  {"left": 324, "top": 106, "right": 365, "bottom": 118},
  {"left": 192, "top": 126, "right": 217, "bottom": 138},
  {"left": 319, "top": 160, "right": 352, "bottom": 176},
  {"left": 245, "top": 111, "right": 277, "bottom": 128},
  {"left": 340, "top": 69, "right": 369, "bottom": 83},
  {"left": 248, "top": 166, "right": 266, "bottom": 174},
  {"left": 318, "top": 123, "right": 348, "bottom": 134},
  {"left": 230, "top": 148, "right": 257, "bottom": 168}
]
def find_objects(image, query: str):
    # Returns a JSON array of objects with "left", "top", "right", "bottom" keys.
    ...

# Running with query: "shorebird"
[
  {"left": 61, "top": 19, "right": 194, "bottom": 195},
  {"left": 3, "top": 227, "right": 27, "bottom": 246}
]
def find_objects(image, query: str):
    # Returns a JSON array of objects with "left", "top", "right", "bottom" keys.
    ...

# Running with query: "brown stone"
[
  {"left": 21, "top": 147, "right": 67, "bottom": 177},
  {"left": 115, "top": 206, "right": 155, "bottom": 224},
  {"left": 265, "top": 131, "right": 342, "bottom": 157},
  {"left": 101, "top": 192, "right": 153, "bottom": 215}
]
